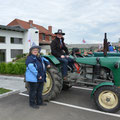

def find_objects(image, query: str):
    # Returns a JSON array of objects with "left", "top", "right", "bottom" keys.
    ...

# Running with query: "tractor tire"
[
  {"left": 43, "top": 66, "right": 63, "bottom": 101},
  {"left": 94, "top": 86, "right": 120, "bottom": 113}
]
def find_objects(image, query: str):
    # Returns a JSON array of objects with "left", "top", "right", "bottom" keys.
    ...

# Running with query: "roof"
[
  {"left": 7, "top": 19, "right": 54, "bottom": 36},
  {"left": 0, "top": 25, "right": 27, "bottom": 32}
]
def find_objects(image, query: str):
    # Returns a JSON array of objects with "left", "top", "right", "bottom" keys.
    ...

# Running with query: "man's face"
[{"left": 56, "top": 34, "right": 63, "bottom": 39}]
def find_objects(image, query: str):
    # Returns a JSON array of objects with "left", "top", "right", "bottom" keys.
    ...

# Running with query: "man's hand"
[
  {"left": 61, "top": 55, "right": 65, "bottom": 58},
  {"left": 39, "top": 76, "right": 42, "bottom": 79},
  {"left": 66, "top": 55, "right": 69, "bottom": 58},
  {"left": 47, "top": 65, "right": 51, "bottom": 68}
]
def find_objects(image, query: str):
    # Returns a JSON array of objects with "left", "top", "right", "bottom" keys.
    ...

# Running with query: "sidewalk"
[{"left": 0, "top": 75, "right": 26, "bottom": 92}]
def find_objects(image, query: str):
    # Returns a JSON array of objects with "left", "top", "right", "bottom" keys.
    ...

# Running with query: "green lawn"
[{"left": 0, "top": 88, "right": 11, "bottom": 94}]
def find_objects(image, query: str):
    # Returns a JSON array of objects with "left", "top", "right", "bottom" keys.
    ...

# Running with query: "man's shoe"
[
  {"left": 63, "top": 76, "right": 69, "bottom": 82},
  {"left": 63, "top": 76, "right": 67, "bottom": 80},
  {"left": 30, "top": 105, "right": 39, "bottom": 109}
]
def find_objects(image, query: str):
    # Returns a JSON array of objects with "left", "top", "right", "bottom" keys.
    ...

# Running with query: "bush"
[
  {"left": 0, "top": 63, "right": 7, "bottom": 74},
  {"left": 16, "top": 53, "right": 28, "bottom": 60},
  {"left": 14, "top": 63, "right": 26, "bottom": 75},
  {"left": 0, "top": 62, "right": 26, "bottom": 75},
  {"left": 16, "top": 54, "right": 23, "bottom": 59},
  {"left": 15, "top": 58, "right": 26, "bottom": 63},
  {"left": 6, "top": 63, "right": 15, "bottom": 74}
]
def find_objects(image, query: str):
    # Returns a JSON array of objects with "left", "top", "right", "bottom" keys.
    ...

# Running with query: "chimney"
[
  {"left": 29, "top": 20, "right": 33, "bottom": 28},
  {"left": 48, "top": 26, "right": 52, "bottom": 33}
]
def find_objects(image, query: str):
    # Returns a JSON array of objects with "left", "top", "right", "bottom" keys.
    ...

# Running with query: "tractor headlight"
[{"left": 114, "top": 62, "right": 119, "bottom": 69}]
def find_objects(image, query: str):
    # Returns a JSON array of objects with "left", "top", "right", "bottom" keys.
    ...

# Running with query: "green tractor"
[{"left": 25, "top": 33, "right": 120, "bottom": 113}]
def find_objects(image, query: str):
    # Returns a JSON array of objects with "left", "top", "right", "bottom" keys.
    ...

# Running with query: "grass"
[{"left": 0, "top": 88, "right": 11, "bottom": 94}]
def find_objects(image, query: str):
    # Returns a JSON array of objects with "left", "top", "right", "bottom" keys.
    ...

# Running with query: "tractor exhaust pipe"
[{"left": 104, "top": 33, "right": 108, "bottom": 56}]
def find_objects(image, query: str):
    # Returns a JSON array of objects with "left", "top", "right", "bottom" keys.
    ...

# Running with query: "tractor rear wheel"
[
  {"left": 94, "top": 86, "right": 120, "bottom": 113},
  {"left": 43, "top": 66, "right": 63, "bottom": 100}
]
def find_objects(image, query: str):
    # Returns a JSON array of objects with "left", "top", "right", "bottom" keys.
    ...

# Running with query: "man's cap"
[{"left": 54, "top": 29, "right": 65, "bottom": 35}]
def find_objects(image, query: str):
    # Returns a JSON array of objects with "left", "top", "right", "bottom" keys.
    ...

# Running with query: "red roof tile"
[{"left": 7, "top": 19, "right": 55, "bottom": 36}]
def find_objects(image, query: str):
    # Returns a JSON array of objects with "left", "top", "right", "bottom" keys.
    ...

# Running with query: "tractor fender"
[
  {"left": 42, "top": 55, "right": 60, "bottom": 65},
  {"left": 91, "top": 82, "right": 114, "bottom": 98}
]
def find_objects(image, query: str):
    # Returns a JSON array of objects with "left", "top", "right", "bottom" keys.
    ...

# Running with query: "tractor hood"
[{"left": 76, "top": 57, "right": 120, "bottom": 86}]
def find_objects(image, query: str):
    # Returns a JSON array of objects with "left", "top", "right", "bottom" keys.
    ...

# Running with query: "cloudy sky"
[{"left": 0, "top": 0, "right": 120, "bottom": 44}]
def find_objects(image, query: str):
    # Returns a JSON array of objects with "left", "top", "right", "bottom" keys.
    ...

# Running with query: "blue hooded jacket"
[{"left": 25, "top": 54, "right": 50, "bottom": 83}]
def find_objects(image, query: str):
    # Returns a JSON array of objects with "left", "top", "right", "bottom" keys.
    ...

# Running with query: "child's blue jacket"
[{"left": 25, "top": 54, "right": 50, "bottom": 82}]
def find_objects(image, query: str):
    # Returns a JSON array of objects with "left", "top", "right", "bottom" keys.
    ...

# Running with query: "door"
[{"left": 0, "top": 49, "right": 6, "bottom": 62}]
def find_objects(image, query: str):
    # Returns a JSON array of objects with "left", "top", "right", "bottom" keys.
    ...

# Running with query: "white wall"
[
  {"left": 23, "top": 27, "right": 39, "bottom": 53},
  {"left": 0, "top": 27, "right": 39, "bottom": 62},
  {"left": 0, "top": 29, "right": 24, "bottom": 62}
]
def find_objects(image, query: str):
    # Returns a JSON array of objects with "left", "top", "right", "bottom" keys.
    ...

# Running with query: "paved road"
[{"left": 0, "top": 87, "right": 120, "bottom": 120}]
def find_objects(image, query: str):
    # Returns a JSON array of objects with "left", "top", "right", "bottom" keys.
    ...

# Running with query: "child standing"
[{"left": 25, "top": 43, "right": 50, "bottom": 109}]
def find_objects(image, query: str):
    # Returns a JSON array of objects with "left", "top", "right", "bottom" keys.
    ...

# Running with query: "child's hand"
[
  {"left": 47, "top": 65, "right": 50, "bottom": 68},
  {"left": 39, "top": 76, "right": 42, "bottom": 79}
]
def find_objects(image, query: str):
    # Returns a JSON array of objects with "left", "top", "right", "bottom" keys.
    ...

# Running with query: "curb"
[
  {"left": 0, "top": 90, "right": 20, "bottom": 99},
  {"left": 0, "top": 75, "right": 24, "bottom": 81}
]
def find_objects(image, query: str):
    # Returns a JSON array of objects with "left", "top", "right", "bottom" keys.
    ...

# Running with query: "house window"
[
  {"left": 11, "top": 49, "right": 23, "bottom": 58},
  {"left": 0, "top": 36, "right": 5, "bottom": 43},
  {"left": 0, "top": 49, "right": 6, "bottom": 62},
  {"left": 49, "top": 36, "right": 52, "bottom": 41},
  {"left": 11, "top": 37, "right": 23, "bottom": 44},
  {"left": 42, "top": 34, "right": 46, "bottom": 40}
]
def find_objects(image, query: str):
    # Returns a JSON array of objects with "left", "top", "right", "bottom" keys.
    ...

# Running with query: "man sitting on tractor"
[{"left": 50, "top": 29, "right": 74, "bottom": 80}]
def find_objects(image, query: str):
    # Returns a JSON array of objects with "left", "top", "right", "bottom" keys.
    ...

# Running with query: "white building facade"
[{"left": 0, "top": 25, "right": 39, "bottom": 62}]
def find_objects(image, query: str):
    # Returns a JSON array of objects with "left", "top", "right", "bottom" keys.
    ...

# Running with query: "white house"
[{"left": 0, "top": 25, "right": 39, "bottom": 62}]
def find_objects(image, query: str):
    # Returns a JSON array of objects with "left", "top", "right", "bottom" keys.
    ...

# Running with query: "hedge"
[{"left": 0, "top": 62, "right": 26, "bottom": 75}]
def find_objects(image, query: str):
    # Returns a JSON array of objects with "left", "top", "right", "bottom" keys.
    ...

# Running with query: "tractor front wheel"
[{"left": 94, "top": 86, "right": 120, "bottom": 113}]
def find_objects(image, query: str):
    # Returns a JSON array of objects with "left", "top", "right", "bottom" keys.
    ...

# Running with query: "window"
[
  {"left": 11, "top": 49, "right": 23, "bottom": 58},
  {"left": 42, "top": 34, "right": 45, "bottom": 40},
  {"left": 11, "top": 37, "right": 23, "bottom": 44},
  {"left": 0, "top": 36, "right": 5, "bottom": 43},
  {"left": 49, "top": 36, "right": 52, "bottom": 41},
  {"left": 0, "top": 49, "right": 6, "bottom": 62}
]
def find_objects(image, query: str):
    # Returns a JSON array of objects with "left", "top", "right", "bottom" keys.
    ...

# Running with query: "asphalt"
[{"left": 0, "top": 75, "right": 120, "bottom": 120}]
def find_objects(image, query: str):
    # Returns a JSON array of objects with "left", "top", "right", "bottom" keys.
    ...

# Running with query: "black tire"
[
  {"left": 42, "top": 65, "right": 63, "bottom": 101},
  {"left": 94, "top": 85, "right": 120, "bottom": 113}
]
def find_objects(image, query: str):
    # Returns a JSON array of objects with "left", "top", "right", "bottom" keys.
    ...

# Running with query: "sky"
[{"left": 0, "top": 0, "right": 120, "bottom": 44}]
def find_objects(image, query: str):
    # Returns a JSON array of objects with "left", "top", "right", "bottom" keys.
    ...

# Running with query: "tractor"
[{"left": 25, "top": 33, "right": 120, "bottom": 113}]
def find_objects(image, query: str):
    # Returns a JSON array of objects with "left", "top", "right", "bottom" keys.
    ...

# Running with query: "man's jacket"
[
  {"left": 25, "top": 54, "right": 50, "bottom": 82},
  {"left": 50, "top": 37, "right": 69, "bottom": 57}
]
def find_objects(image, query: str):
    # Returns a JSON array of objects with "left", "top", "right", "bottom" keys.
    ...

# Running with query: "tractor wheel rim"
[
  {"left": 98, "top": 90, "right": 118, "bottom": 109},
  {"left": 42, "top": 72, "right": 52, "bottom": 95}
]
